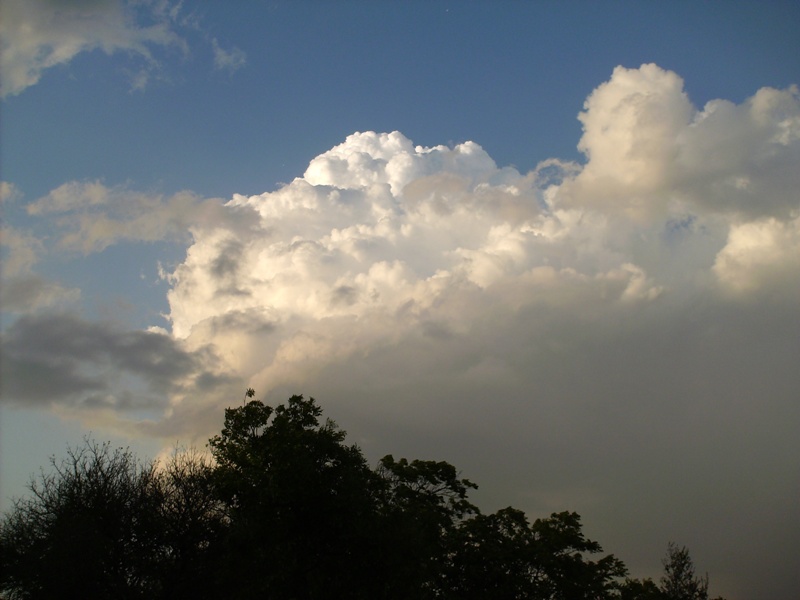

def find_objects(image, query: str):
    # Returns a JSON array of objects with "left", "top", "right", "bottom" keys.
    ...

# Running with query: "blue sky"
[{"left": 2, "top": 2, "right": 799, "bottom": 598}]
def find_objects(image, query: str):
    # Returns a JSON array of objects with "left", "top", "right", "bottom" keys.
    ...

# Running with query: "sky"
[{"left": 1, "top": 1, "right": 799, "bottom": 598}]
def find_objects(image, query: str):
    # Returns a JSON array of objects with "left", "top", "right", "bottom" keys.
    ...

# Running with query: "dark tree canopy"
[
  {"left": 0, "top": 440, "right": 223, "bottom": 600},
  {"left": 208, "top": 395, "right": 385, "bottom": 599},
  {"left": 0, "top": 392, "right": 726, "bottom": 600},
  {"left": 441, "top": 507, "right": 627, "bottom": 600}
]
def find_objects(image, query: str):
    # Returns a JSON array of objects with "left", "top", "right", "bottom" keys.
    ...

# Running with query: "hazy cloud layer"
[
  {"left": 1, "top": 189, "right": 83, "bottom": 312},
  {"left": 0, "top": 0, "right": 246, "bottom": 96},
  {"left": 2, "top": 64, "right": 799, "bottom": 598},
  {"left": 26, "top": 181, "right": 257, "bottom": 254},
  {"left": 0, "top": 275, "right": 81, "bottom": 313}
]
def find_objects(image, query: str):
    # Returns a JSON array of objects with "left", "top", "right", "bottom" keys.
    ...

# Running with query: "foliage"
[
  {"left": 621, "top": 543, "right": 723, "bottom": 600},
  {"left": 618, "top": 577, "right": 663, "bottom": 599},
  {"left": 0, "top": 392, "right": 725, "bottom": 599},
  {"left": 208, "top": 394, "right": 383, "bottom": 599},
  {"left": 0, "top": 440, "right": 160, "bottom": 599},
  {"left": 660, "top": 543, "right": 709, "bottom": 600},
  {"left": 374, "top": 455, "right": 480, "bottom": 598},
  {"left": 0, "top": 440, "right": 223, "bottom": 600},
  {"left": 152, "top": 447, "right": 225, "bottom": 598},
  {"left": 440, "top": 507, "right": 627, "bottom": 599}
]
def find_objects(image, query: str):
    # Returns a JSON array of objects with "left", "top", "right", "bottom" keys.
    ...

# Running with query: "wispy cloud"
[
  {"left": 0, "top": 0, "right": 184, "bottom": 97},
  {"left": 25, "top": 182, "right": 258, "bottom": 254},
  {"left": 212, "top": 38, "right": 246, "bottom": 73},
  {"left": 1, "top": 193, "right": 83, "bottom": 312},
  {"left": 0, "top": 0, "right": 247, "bottom": 97}
]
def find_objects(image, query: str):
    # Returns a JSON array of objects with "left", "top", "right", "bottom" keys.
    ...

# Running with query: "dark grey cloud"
[{"left": 0, "top": 312, "right": 209, "bottom": 411}]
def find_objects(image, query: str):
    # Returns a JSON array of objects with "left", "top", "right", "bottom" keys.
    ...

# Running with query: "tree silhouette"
[
  {"left": 0, "top": 440, "right": 222, "bottom": 600},
  {"left": 440, "top": 508, "right": 627, "bottom": 599},
  {"left": 0, "top": 391, "right": 727, "bottom": 600},
  {"left": 660, "top": 542, "right": 709, "bottom": 600},
  {"left": 0, "top": 440, "right": 164, "bottom": 599},
  {"left": 619, "top": 542, "right": 724, "bottom": 600},
  {"left": 208, "top": 394, "right": 384, "bottom": 599}
]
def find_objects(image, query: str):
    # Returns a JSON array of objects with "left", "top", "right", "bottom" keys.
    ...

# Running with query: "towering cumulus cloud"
[
  {"left": 156, "top": 66, "right": 799, "bottom": 598},
  {"left": 166, "top": 65, "right": 798, "bottom": 401}
]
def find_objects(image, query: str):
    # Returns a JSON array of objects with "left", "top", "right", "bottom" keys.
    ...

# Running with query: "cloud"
[
  {"left": 713, "top": 214, "right": 800, "bottom": 296},
  {"left": 26, "top": 181, "right": 258, "bottom": 254},
  {"left": 1, "top": 181, "right": 22, "bottom": 203},
  {"left": 573, "top": 63, "right": 693, "bottom": 207},
  {"left": 0, "top": 0, "right": 248, "bottom": 97},
  {"left": 1, "top": 227, "right": 44, "bottom": 278},
  {"left": 1, "top": 187, "right": 83, "bottom": 313},
  {"left": 0, "top": 275, "right": 81, "bottom": 313},
  {"left": 152, "top": 66, "right": 798, "bottom": 598},
  {"left": 0, "top": 312, "right": 234, "bottom": 434},
  {"left": 563, "top": 64, "right": 800, "bottom": 221},
  {"left": 27, "top": 180, "right": 111, "bottom": 214},
  {"left": 211, "top": 38, "right": 246, "bottom": 73},
  {"left": 155, "top": 65, "right": 799, "bottom": 410},
  {"left": 165, "top": 132, "right": 560, "bottom": 340},
  {"left": 0, "top": 0, "right": 187, "bottom": 97}
]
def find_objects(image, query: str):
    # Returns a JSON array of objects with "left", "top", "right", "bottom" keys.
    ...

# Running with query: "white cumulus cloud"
[
  {"left": 563, "top": 64, "right": 800, "bottom": 222},
  {"left": 136, "top": 76, "right": 799, "bottom": 578},
  {"left": 713, "top": 214, "right": 800, "bottom": 295},
  {"left": 159, "top": 63, "right": 800, "bottom": 404}
]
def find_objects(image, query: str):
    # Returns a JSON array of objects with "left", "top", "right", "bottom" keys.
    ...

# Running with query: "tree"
[
  {"left": 153, "top": 447, "right": 225, "bottom": 599},
  {"left": 528, "top": 510, "right": 627, "bottom": 599},
  {"left": 208, "top": 394, "right": 385, "bottom": 599},
  {"left": 4, "top": 392, "right": 726, "bottom": 600},
  {"left": 660, "top": 543, "right": 709, "bottom": 600},
  {"left": 0, "top": 440, "right": 163, "bottom": 599},
  {"left": 620, "top": 543, "right": 725, "bottom": 600},
  {"left": 618, "top": 577, "right": 664, "bottom": 600},
  {"left": 375, "top": 455, "right": 480, "bottom": 598},
  {"left": 0, "top": 440, "right": 224, "bottom": 600},
  {"left": 440, "top": 506, "right": 540, "bottom": 599},
  {"left": 440, "top": 507, "right": 626, "bottom": 599}
]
